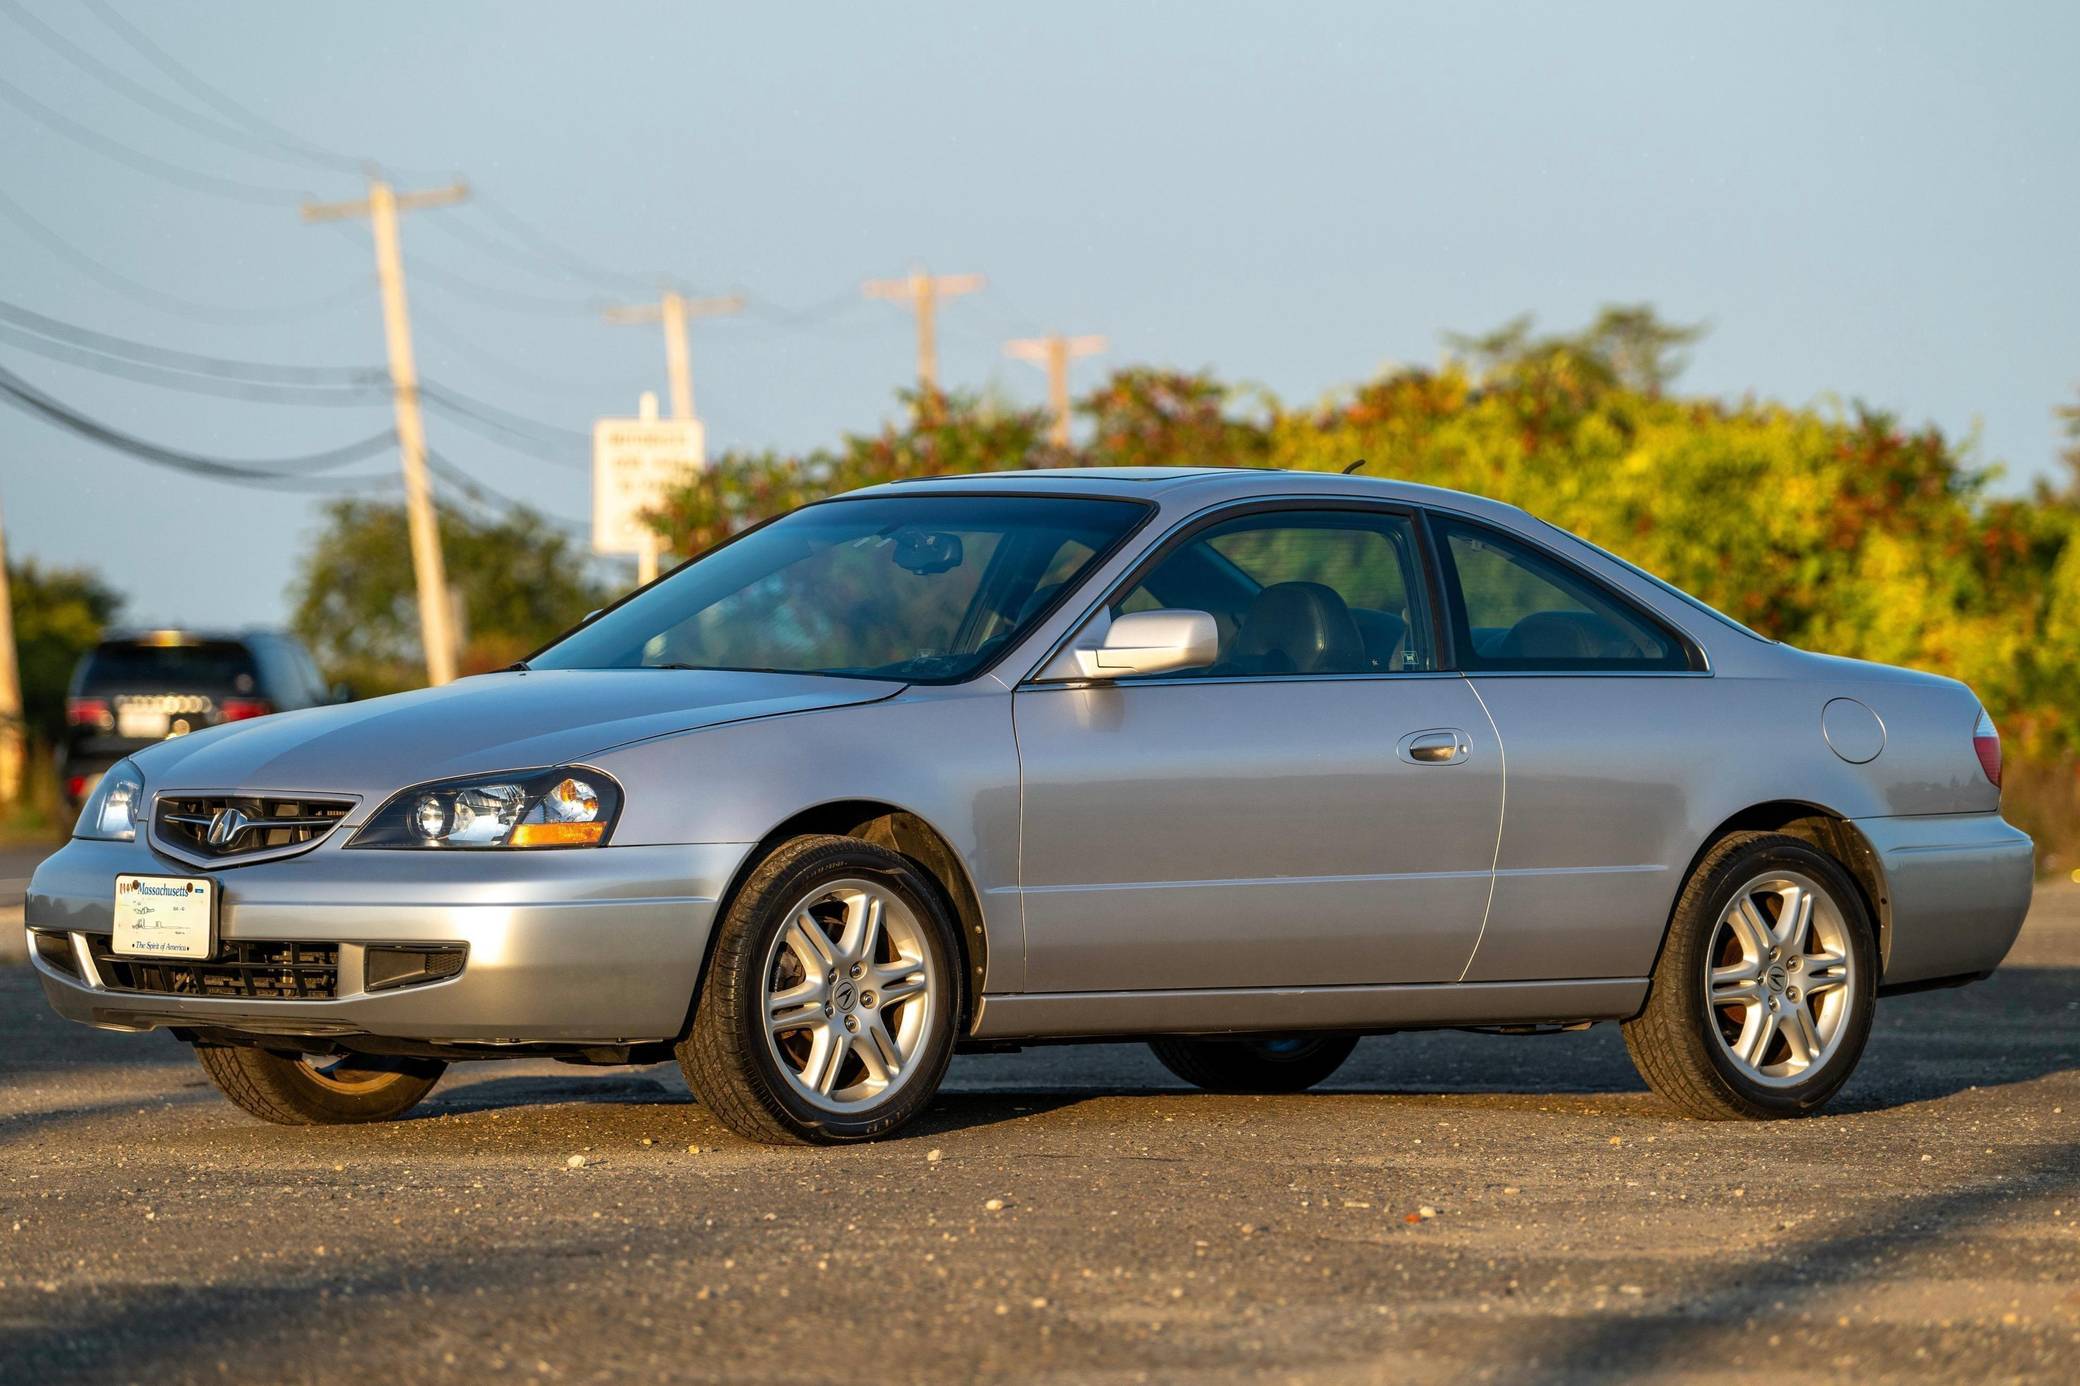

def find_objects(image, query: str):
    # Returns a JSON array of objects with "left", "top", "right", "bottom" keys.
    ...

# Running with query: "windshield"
[
  {"left": 531, "top": 494, "right": 1147, "bottom": 683},
  {"left": 80, "top": 640, "right": 258, "bottom": 690},
  {"left": 1540, "top": 520, "right": 1775, "bottom": 644}
]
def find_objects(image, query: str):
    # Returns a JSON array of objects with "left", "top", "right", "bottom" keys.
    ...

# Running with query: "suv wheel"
[
  {"left": 1623, "top": 831, "right": 1876, "bottom": 1120},
  {"left": 679, "top": 835, "right": 961, "bottom": 1145}
]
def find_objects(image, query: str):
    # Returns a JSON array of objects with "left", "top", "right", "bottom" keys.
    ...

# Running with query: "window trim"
[
  {"left": 1422, "top": 511, "right": 1707, "bottom": 675},
  {"left": 1022, "top": 497, "right": 1453, "bottom": 687}
]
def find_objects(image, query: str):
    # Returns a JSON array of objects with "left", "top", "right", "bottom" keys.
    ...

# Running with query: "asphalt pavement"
[{"left": 1, "top": 845, "right": 2075, "bottom": 1384}]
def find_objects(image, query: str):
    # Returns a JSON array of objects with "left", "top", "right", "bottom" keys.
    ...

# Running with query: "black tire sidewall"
[
  {"left": 1682, "top": 840, "right": 1877, "bottom": 1116},
  {"left": 724, "top": 841, "right": 962, "bottom": 1142}
]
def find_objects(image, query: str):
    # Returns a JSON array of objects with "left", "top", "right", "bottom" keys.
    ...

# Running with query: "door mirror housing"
[{"left": 1073, "top": 609, "right": 1218, "bottom": 679}]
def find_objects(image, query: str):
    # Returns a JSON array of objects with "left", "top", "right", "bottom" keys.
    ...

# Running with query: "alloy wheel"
[
  {"left": 760, "top": 879, "right": 938, "bottom": 1114},
  {"left": 1703, "top": 870, "right": 1857, "bottom": 1087}
]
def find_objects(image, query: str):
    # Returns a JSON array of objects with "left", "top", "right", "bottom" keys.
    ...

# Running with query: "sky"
[{"left": 3, "top": 0, "right": 2077, "bottom": 629}]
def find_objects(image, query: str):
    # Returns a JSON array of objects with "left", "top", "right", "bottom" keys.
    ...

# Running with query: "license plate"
[
  {"left": 113, "top": 874, "right": 216, "bottom": 959},
  {"left": 116, "top": 705, "right": 170, "bottom": 740}
]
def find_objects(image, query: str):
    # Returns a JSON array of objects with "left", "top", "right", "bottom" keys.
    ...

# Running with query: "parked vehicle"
[
  {"left": 59, "top": 629, "right": 346, "bottom": 808},
  {"left": 25, "top": 470, "right": 2033, "bottom": 1143}
]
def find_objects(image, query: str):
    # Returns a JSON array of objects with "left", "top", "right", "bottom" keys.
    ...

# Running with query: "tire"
[
  {"left": 1622, "top": 831, "right": 1877, "bottom": 1120},
  {"left": 678, "top": 835, "right": 963, "bottom": 1145},
  {"left": 1148, "top": 1032, "right": 1359, "bottom": 1094},
  {"left": 193, "top": 1044, "right": 445, "bottom": 1125}
]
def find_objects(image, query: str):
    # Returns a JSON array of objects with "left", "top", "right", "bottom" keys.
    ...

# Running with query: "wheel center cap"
[
  {"left": 1765, "top": 964, "right": 1789, "bottom": 992},
  {"left": 833, "top": 979, "right": 857, "bottom": 1012}
]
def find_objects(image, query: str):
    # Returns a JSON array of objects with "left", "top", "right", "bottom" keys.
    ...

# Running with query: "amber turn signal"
[{"left": 510, "top": 821, "right": 607, "bottom": 848}]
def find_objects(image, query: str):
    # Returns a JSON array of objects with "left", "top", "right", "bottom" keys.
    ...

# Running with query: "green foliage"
[
  {"left": 289, "top": 499, "right": 611, "bottom": 696},
  {"left": 7, "top": 559, "right": 121, "bottom": 742},
  {"left": 644, "top": 309, "right": 2080, "bottom": 779}
]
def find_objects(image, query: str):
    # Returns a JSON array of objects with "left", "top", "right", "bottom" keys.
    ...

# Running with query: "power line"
[
  {"left": 426, "top": 450, "right": 587, "bottom": 533},
  {"left": 0, "top": 298, "right": 382, "bottom": 383},
  {"left": 0, "top": 360, "right": 397, "bottom": 487},
  {"left": 0, "top": 0, "right": 354, "bottom": 175},
  {"left": 0, "top": 321, "right": 389, "bottom": 405},
  {"left": 0, "top": 187, "right": 365, "bottom": 324},
  {"left": 420, "top": 385, "right": 590, "bottom": 469},
  {"left": 461, "top": 194, "right": 664, "bottom": 291},
  {"left": 413, "top": 310, "right": 637, "bottom": 393},
  {"left": 0, "top": 71, "right": 311, "bottom": 206}
]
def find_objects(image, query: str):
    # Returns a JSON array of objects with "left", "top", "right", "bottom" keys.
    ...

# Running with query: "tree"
[
  {"left": 6, "top": 559, "right": 121, "bottom": 742},
  {"left": 289, "top": 499, "right": 611, "bottom": 696},
  {"left": 1076, "top": 367, "right": 1272, "bottom": 471}
]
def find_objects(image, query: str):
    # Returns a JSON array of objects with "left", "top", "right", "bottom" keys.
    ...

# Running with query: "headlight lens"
[
  {"left": 349, "top": 768, "right": 621, "bottom": 850},
  {"left": 74, "top": 760, "right": 144, "bottom": 842}
]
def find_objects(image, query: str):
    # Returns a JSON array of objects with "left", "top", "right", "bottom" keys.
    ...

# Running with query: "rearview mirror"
[{"left": 1074, "top": 609, "right": 1218, "bottom": 679}]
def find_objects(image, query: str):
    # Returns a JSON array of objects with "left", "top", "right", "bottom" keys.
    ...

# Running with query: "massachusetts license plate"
[{"left": 113, "top": 874, "right": 216, "bottom": 959}]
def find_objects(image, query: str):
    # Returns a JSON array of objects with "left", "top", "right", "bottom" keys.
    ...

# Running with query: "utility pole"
[
  {"left": 603, "top": 290, "right": 743, "bottom": 424},
  {"left": 862, "top": 268, "right": 986, "bottom": 402},
  {"left": 1005, "top": 333, "right": 1107, "bottom": 447},
  {"left": 0, "top": 492, "right": 22, "bottom": 808},
  {"left": 302, "top": 177, "right": 468, "bottom": 687}
]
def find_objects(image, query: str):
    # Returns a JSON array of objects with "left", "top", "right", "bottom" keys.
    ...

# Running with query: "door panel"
[{"left": 1013, "top": 676, "right": 1501, "bottom": 993}]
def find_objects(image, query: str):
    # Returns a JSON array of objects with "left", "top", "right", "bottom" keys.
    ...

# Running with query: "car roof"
[
  {"left": 96, "top": 628, "right": 293, "bottom": 647},
  {"left": 847, "top": 466, "right": 1526, "bottom": 518}
]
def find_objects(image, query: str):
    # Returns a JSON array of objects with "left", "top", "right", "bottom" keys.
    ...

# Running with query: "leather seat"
[
  {"left": 1496, "top": 610, "right": 1633, "bottom": 660},
  {"left": 1226, "top": 582, "right": 1368, "bottom": 674}
]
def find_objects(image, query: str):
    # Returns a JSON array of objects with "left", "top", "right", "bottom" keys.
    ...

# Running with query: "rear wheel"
[
  {"left": 1149, "top": 1032, "right": 1359, "bottom": 1093},
  {"left": 193, "top": 1044, "right": 445, "bottom": 1125},
  {"left": 1623, "top": 831, "right": 1876, "bottom": 1120},
  {"left": 679, "top": 835, "right": 961, "bottom": 1144}
]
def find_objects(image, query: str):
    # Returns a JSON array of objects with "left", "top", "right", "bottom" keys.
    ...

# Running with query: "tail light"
[
  {"left": 66, "top": 697, "right": 112, "bottom": 730},
  {"left": 1972, "top": 707, "right": 2002, "bottom": 789},
  {"left": 65, "top": 774, "right": 89, "bottom": 801},
  {"left": 217, "top": 697, "right": 273, "bottom": 722}
]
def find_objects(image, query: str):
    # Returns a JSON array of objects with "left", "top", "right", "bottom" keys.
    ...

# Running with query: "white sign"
[{"left": 592, "top": 416, "right": 703, "bottom": 556}]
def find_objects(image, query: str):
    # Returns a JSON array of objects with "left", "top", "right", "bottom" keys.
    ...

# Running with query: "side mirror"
[{"left": 1074, "top": 609, "right": 1218, "bottom": 679}]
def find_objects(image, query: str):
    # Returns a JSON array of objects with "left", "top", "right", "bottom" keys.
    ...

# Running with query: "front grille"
[
  {"left": 155, "top": 793, "right": 354, "bottom": 861},
  {"left": 86, "top": 935, "right": 339, "bottom": 999}
]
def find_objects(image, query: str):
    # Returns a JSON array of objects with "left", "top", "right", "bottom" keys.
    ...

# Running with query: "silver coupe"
[{"left": 27, "top": 469, "right": 2034, "bottom": 1143}]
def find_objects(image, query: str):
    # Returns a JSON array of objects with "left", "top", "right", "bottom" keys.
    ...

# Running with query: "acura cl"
[{"left": 26, "top": 469, "right": 2034, "bottom": 1143}]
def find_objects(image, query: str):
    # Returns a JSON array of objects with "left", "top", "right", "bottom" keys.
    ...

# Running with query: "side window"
[
  {"left": 1108, "top": 510, "right": 1435, "bottom": 676},
  {"left": 1431, "top": 517, "right": 1690, "bottom": 672}
]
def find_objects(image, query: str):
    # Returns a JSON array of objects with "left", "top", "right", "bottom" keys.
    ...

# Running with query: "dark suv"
[{"left": 61, "top": 630, "right": 345, "bottom": 808}]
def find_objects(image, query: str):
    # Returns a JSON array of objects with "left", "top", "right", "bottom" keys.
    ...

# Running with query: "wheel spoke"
[
  {"left": 1736, "top": 1007, "right": 1780, "bottom": 1068},
  {"left": 840, "top": 892, "right": 884, "bottom": 966},
  {"left": 804, "top": 1026, "right": 850, "bottom": 1095},
  {"left": 855, "top": 1012, "right": 902, "bottom": 1084},
  {"left": 1775, "top": 885, "right": 1815, "bottom": 953},
  {"left": 1728, "top": 897, "right": 1774, "bottom": 959},
  {"left": 1779, "top": 1002, "right": 1821, "bottom": 1066},
  {"left": 768, "top": 990, "right": 825, "bottom": 1036},
  {"left": 873, "top": 961, "right": 927, "bottom": 1006},
  {"left": 783, "top": 913, "right": 838, "bottom": 973},
  {"left": 1800, "top": 950, "right": 1849, "bottom": 998},
  {"left": 1710, "top": 975, "right": 1764, "bottom": 1008}
]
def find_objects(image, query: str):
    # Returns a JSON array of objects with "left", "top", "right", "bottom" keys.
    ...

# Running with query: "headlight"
[
  {"left": 348, "top": 767, "right": 622, "bottom": 850},
  {"left": 74, "top": 760, "right": 144, "bottom": 842}
]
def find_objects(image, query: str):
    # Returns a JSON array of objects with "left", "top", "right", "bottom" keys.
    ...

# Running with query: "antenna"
[{"left": 1342, "top": 458, "right": 1369, "bottom": 475}]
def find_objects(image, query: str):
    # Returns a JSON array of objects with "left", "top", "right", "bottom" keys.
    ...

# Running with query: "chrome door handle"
[{"left": 1398, "top": 728, "right": 1471, "bottom": 766}]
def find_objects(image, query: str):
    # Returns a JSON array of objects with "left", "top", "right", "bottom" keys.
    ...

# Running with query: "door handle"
[{"left": 1398, "top": 728, "right": 1471, "bottom": 766}]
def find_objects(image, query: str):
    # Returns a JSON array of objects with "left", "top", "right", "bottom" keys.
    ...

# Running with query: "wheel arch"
[
  {"left": 702, "top": 799, "right": 992, "bottom": 1033},
  {"left": 1669, "top": 800, "right": 1892, "bottom": 972}
]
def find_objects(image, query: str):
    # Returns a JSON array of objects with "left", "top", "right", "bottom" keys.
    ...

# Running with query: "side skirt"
[{"left": 970, "top": 977, "right": 1648, "bottom": 1041}]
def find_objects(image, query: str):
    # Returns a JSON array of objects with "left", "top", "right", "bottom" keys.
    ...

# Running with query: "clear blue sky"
[{"left": 4, "top": 0, "right": 2076, "bottom": 629}]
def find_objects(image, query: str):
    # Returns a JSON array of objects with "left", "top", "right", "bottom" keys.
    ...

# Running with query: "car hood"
[{"left": 130, "top": 669, "right": 903, "bottom": 805}]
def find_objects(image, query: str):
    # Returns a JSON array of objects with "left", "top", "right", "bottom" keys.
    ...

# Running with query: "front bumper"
[{"left": 25, "top": 836, "right": 751, "bottom": 1045}]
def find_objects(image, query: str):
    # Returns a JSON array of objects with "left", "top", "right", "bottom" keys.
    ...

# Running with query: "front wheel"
[
  {"left": 678, "top": 835, "right": 962, "bottom": 1144},
  {"left": 1149, "top": 1032, "right": 1359, "bottom": 1093},
  {"left": 194, "top": 1044, "right": 445, "bottom": 1125},
  {"left": 1622, "top": 831, "right": 1876, "bottom": 1120}
]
